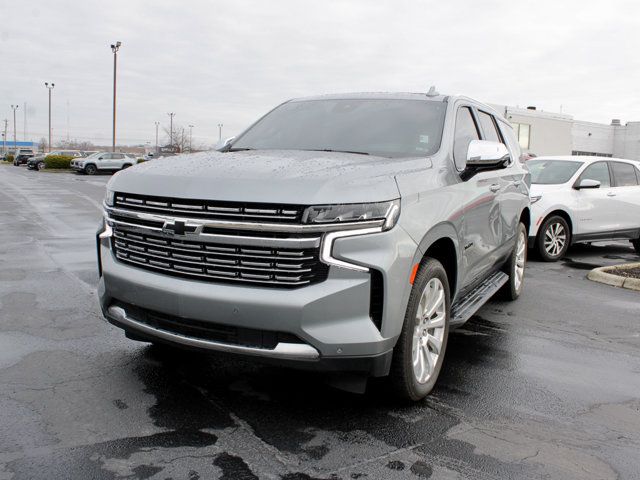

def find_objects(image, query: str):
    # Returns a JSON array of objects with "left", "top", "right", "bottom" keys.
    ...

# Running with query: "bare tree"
[
  {"left": 162, "top": 124, "right": 189, "bottom": 153},
  {"left": 57, "top": 139, "right": 96, "bottom": 150},
  {"left": 38, "top": 137, "right": 48, "bottom": 152}
]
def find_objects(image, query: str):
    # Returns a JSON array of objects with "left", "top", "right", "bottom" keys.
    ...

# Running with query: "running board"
[{"left": 450, "top": 271, "right": 508, "bottom": 326}]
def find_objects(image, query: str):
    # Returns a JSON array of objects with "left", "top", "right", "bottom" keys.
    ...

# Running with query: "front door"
[{"left": 572, "top": 161, "right": 616, "bottom": 238}]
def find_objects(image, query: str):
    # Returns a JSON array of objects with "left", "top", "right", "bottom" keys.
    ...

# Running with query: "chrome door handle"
[
  {"left": 606, "top": 192, "right": 616, "bottom": 197},
  {"left": 490, "top": 184, "right": 500, "bottom": 193}
]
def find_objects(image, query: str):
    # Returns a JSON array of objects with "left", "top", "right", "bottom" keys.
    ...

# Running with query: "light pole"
[
  {"left": 45, "top": 82, "right": 54, "bottom": 152},
  {"left": 167, "top": 112, "right": 175, "bottom": 148},
  {"left": 2, "top": 119, "right": 7, "bottom": 154},
  {"left": 154, "top": 121, "right": 160, "bottom": 154},
  {"left": 110, "top": 41, "right": 122, "bottom": 152},
  {"left": 188, "top": 124, "right": 194, "bottom": 152},
  {"left": 11, "top": 105, "right": 18, "bottom": 150},
  {"left": 217, "top": 123, "right": 223, "bottom": 142}
]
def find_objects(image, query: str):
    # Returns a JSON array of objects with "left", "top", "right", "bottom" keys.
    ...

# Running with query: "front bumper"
[{"left": 97, "top": 221, "right": 417, "bottom": 374}]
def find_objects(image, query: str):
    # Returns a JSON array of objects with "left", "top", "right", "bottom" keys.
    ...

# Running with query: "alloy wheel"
[
  {"left": 412, "top": 278, "right": 446, "bottom": 384},
  {"left": 544, "top": 222, "right": 566, "bottom": 257},
  {"left": 514, "top": 230, "right": 526, "bottom": 291}
]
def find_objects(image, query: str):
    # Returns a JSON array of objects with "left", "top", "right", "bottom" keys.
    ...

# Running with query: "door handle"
[
  {"left": 606, "top": 192, "right": 616, "bottom": 197},
  {"left": 490, "top": 184, "right": 500, "bottom": 193},
  {"left": 513, "top": 180, "right": 522, "bottom": 187}
]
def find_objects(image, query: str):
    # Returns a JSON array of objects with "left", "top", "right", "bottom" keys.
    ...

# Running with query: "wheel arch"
[
  {"left": 414, "top": 222, "right": 460, "bottom": 300},
  {"left": 537, "top": 209, "right": 574, "bottom": 241},
  {"left": 519, "top": 207, "right": 531, "bottom": 234}
]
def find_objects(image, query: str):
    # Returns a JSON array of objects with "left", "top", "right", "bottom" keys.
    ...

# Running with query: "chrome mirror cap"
[{"left": 466, "top": 140, "right": 510, "bottom": 167}]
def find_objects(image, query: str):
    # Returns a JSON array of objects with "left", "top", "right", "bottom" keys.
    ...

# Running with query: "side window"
[
  {"left": 101, "top": 154, "right": 111, "bottom": 160},
  {"left": 453, "top": 107, "right": 480, "bottom": 171},
  {"left": 478, "top": 111, "right": 502, "bottom": 143},
  {"left": 579, "top": 162, "right": 611, "bottom": 188},
  {"left": 115, "top": 154, "right": 125, "bottom": 159},
  {"left": 611, "top": 162, "right": 639, "bottom": 186},
  {"left": 498, "top": 121, "right": 521, "bottom": 164}
]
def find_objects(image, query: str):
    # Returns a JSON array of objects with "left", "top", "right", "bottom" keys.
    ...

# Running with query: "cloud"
[{"left": 1, "top": 0, "right": 639, "bottom": 145}]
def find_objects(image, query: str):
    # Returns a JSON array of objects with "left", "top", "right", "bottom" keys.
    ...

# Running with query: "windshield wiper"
[
  {"left": 226, "top": 147, "right": 255, "bottom": 152},
  {"left": 305, "top": 149, "right": 369, "bottom": 156}
]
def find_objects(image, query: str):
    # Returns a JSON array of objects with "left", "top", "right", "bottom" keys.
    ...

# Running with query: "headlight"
[
  {"left": 303, "top": 200, "right": 400, "bottom": 231},
  {"left": 105, "top": 188, "right": 115, "bottom": 207},
  {"left": 530, "top": 195, "right": 542, "bottom": 204}
]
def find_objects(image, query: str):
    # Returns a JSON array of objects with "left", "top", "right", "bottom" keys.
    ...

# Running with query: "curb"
[{"left": 587, "top": 262, "right": 640, "bottom": 292}]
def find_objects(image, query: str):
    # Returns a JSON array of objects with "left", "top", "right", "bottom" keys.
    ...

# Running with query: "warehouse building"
[{"left": 494, "top": 104, "right": 640, "bottom": 160}]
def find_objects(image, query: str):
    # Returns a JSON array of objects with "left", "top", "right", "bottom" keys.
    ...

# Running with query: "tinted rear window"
[{"left": 528, "top": 160, "right": 584, "bottom": 184}]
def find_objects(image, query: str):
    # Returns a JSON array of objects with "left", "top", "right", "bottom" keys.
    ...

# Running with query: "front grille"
[
  {"left": 111, "top": 227, "right": 328, "bottom": 288},
  {"left": 114, "top": 302, "right": 304, "bottom": 349},
  {"left": 114, "top": 192, "right": 305, "bottom": 224}
]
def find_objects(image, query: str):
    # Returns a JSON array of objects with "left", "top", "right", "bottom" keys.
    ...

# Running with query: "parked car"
[
  {"left": 27, "top": 150, "right": 83, "bottom": 170},
  {"left": 12, "top": 148, "right": 35, "bottom": 165},
  {"left": 81, "top": 150, "right": 99, "bottom": 157},
  {"left": 97, "top": 92, "right": 531, "bottom": 400},
  {"left": 528, "top": 156, "right": 640, "bottom": 261},
  {"left": 72, "top": 152, "right": 138, "bottom": 175}
]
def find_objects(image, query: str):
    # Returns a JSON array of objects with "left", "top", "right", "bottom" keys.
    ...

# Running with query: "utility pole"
[
  {"left": 45, "top": 83, "right": 54, "bottom": 152},
  {"left": 154, "top": 121, "right": 160, "bottom": 154},
  {"left": 110, "top": 41, "right": 122, "bottom": 152},
  {"left": 11, "top": 105, "right": 18, "bottom": 150},
  {"left": 167, "top": 113, "right": 175, "bottom": 148},
  {"left": 217, "top": 123, "right": 223, "bottom": 142},
  {"left": 23, "top": 102, "right": 27, "bottom": 141},
  {"left": 2, "top": 119, "right": 7, "bottom": 154},
  {"left": 188, "top": 124, "right": 194, "bottom": 152}
]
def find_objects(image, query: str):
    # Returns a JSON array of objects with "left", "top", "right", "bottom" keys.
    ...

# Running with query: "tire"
[
  {"left": 632, "top": 239, "right": 640, "bottom": 255},
  {"left": 84, "top": 164, "right": 97, "bottom": 175},
  {"left": 37, "top": 162, "right": 45, "bottom": 171},
  {"left": 537, "top": 215, "right": 571, "bottom": 262},
  {"left": 121, "top": 163, "right": 132, "bottom": 170},
  {"left": 501, "top": 222, "right": 527, "bottom": 300},
  {"left": 389, "top": 258, "right": 450, "bottom": 401}
]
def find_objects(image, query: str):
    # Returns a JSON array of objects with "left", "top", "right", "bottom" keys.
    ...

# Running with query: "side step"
[{"left": 450, "top": 271, "right": 508, "bottom": 326}]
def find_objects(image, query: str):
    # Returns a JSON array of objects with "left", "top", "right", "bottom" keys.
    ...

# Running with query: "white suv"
[
  {"left": 528, "top": 156, "right": 640, "bottom": 261},
  {"left": 72, "top": 152, "right": 138, "bottom": 175}
]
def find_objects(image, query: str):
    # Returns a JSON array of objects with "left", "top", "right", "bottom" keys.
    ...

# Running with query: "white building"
[{"left": 492, "top": 104, "right": 640, "bottom": 161}]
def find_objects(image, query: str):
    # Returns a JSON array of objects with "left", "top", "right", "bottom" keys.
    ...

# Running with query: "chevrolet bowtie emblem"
[{"left": 162, "top": 220, "right": 186, "bottom": 235}]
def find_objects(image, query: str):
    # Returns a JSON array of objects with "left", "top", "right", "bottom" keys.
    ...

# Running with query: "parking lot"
[{"left": 1, "top": 165, "right": 639, "bottom": 479}]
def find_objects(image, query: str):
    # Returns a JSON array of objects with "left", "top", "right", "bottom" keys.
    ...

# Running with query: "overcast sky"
[{"left": 2, "top": 0, "right": 639, "bottom": 147}]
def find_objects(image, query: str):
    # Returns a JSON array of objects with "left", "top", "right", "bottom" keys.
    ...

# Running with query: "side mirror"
[
  {"left": 216, "top": 136, "right": 235, "bottom": 151},
  {"left": 575, "top": 179, "right": 601, "bottom": 189},
  {"left": 466, "top": 140, "right": 510, "bottom": 168}
]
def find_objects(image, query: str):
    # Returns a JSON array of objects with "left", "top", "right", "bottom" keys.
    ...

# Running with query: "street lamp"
[
  {"left": 45, "top": 82, "right": 54, "bottom": 152},
  {"left": 217, "top": 123, "right": 223, "bottom": 142},
  {"left": 154, "top": 121, "right": 160, "bottom": 154},
  {"left": 110, "top": 41, "right": 122, "bottom": 152},
  {"left": 188, "top": 124, "right": 194, "bottom": 152},
  {"left": 10, "top": 105, "right": 19, "bottom": 150},
  {"left": 167, "top": 112, "right": 175, "bottom": 148}
]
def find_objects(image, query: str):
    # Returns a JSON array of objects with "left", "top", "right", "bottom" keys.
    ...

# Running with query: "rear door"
[{"left": 609, "top": 161, "right": 640, "bottom": 237}]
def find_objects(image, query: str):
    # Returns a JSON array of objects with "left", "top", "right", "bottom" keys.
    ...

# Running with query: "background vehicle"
[
  {"left": 97, "top": 92, "right": 530, "bottom": 401},
  {"left": 12, "top": 148, "right": 35, "bottom": 165},
  {"left": 528, "top": 156, "right": 640, "bottom": 261},
  {"left": 72, "top": 151, "right": 138, "bottom": 174},
  {"left": 3, "top": 150, "right": 16, "bottom": 162},
  {"left": 27, "top": 150, "right": 83, "bottom": 170}
]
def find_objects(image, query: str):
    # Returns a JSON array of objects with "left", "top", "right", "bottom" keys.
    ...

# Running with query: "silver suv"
[
  {"left": 72, "top": 152, "right": 137, "bottom": 175},
  {"left": 97, "top": 92, "right": 530, "bottom": 400}
]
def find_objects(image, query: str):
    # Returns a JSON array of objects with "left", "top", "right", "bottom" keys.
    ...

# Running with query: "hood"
[
  {"left": 107, "top": 150, "right": 429, "bottom": 205},
  {"left": 530, "top": 183, "right": 569, "bottom": 196}
]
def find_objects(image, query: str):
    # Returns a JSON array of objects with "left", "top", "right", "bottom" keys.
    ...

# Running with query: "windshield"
[
  {"left": 528, "top": 159, "right": 584, "bottom": 184},
  {"left": 232, "top": 98, "right": 447, "bottom": 158},
  {"left": 85, "top": 152, "right": 102, "bottom": 159}
]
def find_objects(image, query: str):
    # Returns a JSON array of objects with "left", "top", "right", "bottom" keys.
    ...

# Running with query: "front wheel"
[
  {"left": 84, "top": 164, "right": 97, "bottom": 175},
  {"left": 390, "top": 258, "right": 450, "bottom": 401},
  {"left": 37, "top": 162, "right": 46, "bottom": 171},
  {"left": 537, "top": 215, "right": 570, "bottom": 261}
]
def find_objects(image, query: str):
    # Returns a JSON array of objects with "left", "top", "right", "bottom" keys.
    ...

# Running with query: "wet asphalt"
[{"left": 1, "top": 164, "right": 639, "bottom": 480}]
